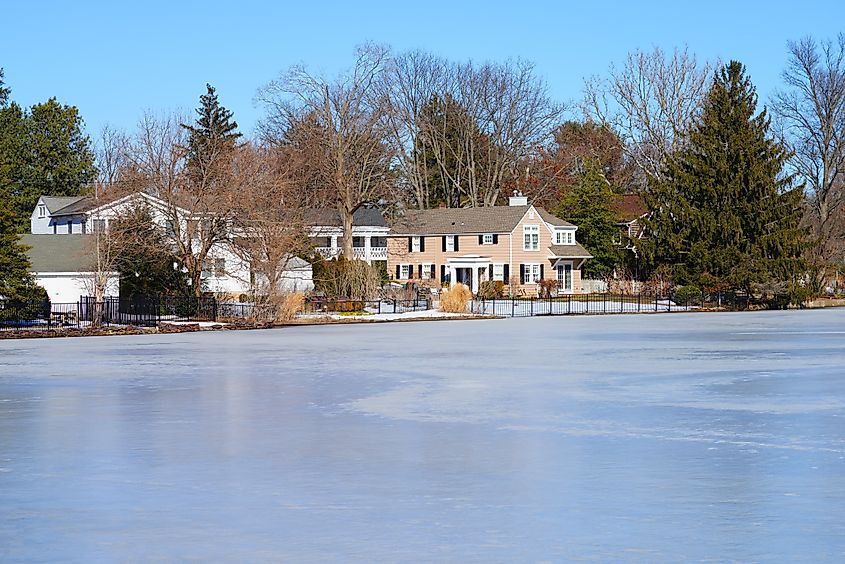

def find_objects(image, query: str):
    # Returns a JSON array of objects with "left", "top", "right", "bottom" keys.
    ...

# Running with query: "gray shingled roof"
[
  {"left": 537, "top": 208, "right": 574, "bottom": 227},
  {"left": 41, "top": 196, "right": 88, "bottom": 214},
  {"left": 302, "top": 208, "right": 387, "bottom": 227},
  {"left": 390, "top": 205, "right": 573, "bottom": 235},
  {"left": 548, "top": 243, "right": 593, "bottom": 258},
  {"left": 20, "top": 234, "right": 99, "bottom": 272},
  {"left": 51, "top": 197, "right": 96, "bottom": 216}
]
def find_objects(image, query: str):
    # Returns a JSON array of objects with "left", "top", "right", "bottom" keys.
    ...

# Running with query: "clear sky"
[{"left": 2, "top": 0, "right": 843, "bottom": 140}]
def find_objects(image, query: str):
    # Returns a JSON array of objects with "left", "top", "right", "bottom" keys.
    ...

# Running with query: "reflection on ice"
[{"left": 1, "top": 309, "right": 844, "bottom": 561}]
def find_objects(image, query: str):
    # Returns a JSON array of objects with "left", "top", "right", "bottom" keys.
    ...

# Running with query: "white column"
[
  {"left": 364, "top": 235, "right": 371, "bottom": 263},
  {"left": 471, "top": 266, "right": 479, "bottom": 294},
  {"left": 330, "top": 236, "right": 338, "bottom": 258},
  {"left": 449, "top": 265, "right": 457, "bottom": 288}
]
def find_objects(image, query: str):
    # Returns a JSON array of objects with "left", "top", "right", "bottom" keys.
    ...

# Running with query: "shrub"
[
  {"left": 538, "top": 279, "right": 558, "bottom": 298},
  {"left": 478, "top": 280, "right": 505, "bottom": 299},
  {"left": 439, "top": 283, "right": 472, "bottom": 313},
  {"left": 275, "top": 292, "right": 305, "bottom": 321},
  {"left": 312, "top": 257, "right": 381, "bottom": 300},
  {"left": 674, "top": 285, "right": 703, "bottom": 305}
]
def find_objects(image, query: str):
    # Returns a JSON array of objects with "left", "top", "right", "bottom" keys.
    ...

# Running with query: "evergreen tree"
[
  {"left": 642, "top": 61, "right": 806, "bottom": 296},
  {"left": 0, "top": 98, "right": 97, "bottom": 231},
  {"left": 554, "top": 161, "right": 624, "bottom": 278},
  {"left": 0, "top": 68, "right": 9, "bottom": 106},
  {"left": 0, "top": 198, "right": 46, "bottom": 305},
  {"left": 112, "top": 206, "right": 190, "bottom": 298},
  {"left": 181, "top": 84, "right": 241, "bottom": 176}
]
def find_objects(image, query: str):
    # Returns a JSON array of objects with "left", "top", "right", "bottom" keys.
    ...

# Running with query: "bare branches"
[
  {"left": 584, "top": 46, "right": 714, "bottom": 183},
  {"left": 384, "top": 53, "right": 564, "bottom": 208},
  {"left": 774, "top": 34, "right": 845, "bottom": 266},
  {"left": 257, "top": 44, "right": 395, "bottom": 259}
]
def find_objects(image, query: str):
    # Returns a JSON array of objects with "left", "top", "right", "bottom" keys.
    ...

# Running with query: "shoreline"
[{"left": 1, "top": 302, "right": 841, "bottom": 340}]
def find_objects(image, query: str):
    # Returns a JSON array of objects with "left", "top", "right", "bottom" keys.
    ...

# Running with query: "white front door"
[{"left": 557, "top": 263, "right": 573, "bottom": 293}]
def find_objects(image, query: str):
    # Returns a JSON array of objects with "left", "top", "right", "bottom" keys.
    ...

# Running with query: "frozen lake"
[{"left": 1, "top": 310, "right": 844, "bottom": 562}]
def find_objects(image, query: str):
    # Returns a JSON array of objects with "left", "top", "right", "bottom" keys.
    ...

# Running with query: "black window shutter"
[
  {"left": 478, "top": 234, "right": 483, "bottom": 245},
  {"left": 520, "top": 264, "right": 525, "bottom": 284},
  {"left": 440, "top": 264, "right": 445, "bottom": 281},
  {"left": 492, "top": 234, "right": 498, "bottom": 244},
  {"left": 420, "top": 237, "right": 425, "bottom": 252},
  {"left": 418, "top": 264, "right": 423, "bottom": 279},
  {"left": 504, "top": 263, "right": 510, "bottom": 281},
  {"left": 395, "top": 265, "right": 400, "bottom": 279},
  {"left": 408, "top": 264, "right": 414, "bottom": 278},
  {"left": 430, "top": 264, "right": 436, "bottom": 279},
  {"left": 408, "top": 237, "right": 412, "bottom": 252},
  {"left": 454, "top": 236, "right": 459, "bottom": 252},
  {"left": 488, "top": 264, "right": 493, "bottom": 279},
  {"left": 442, "top": 236, "right": 446, "bottom": 252},
  {"left": 540, "top": 264, "right": 545, "bottom": 280}
]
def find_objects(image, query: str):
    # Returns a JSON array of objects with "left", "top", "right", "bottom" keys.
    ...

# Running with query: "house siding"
[{"left": 387, "top": 207, "right": 588, "bottom": 295}]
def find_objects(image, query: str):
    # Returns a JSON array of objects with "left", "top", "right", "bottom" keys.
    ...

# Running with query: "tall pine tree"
[
  {"left": 181, "top": 83, "right": 241, "bottom": 177},
  {"left": 642, "top": 61, "right": 805, "bottom": 296},
  {"left": 0, "top": 97, "right": 97, "bottom": 231},
  {"left": 554, "top": 161, "right": 623, "bottom": 278},
  {"left": 0, "top": 198, "right": 46, "bottom": 305}
]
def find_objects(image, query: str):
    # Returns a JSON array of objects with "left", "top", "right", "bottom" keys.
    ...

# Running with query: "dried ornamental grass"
[
  {"left": 439, "top": 283, "right": 472, "bottom": 313},
  {"left": 275, "top": 292, "right": 305, "bottom": 321}
]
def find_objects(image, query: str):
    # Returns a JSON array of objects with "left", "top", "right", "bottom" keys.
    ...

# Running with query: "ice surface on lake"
[{"left": 1, "top": 310, "right": 844, "bottom": 562}]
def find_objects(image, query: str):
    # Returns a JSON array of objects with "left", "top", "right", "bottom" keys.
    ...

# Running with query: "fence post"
[{"left": 511, "top": 297, "right": 515, "bottom": 317}]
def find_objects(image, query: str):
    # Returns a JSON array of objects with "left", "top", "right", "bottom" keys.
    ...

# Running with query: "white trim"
[{"left": 523, "top": 225, "right": 540, "bottom": 251}]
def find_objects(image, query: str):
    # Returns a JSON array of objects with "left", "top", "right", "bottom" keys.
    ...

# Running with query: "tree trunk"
[{"left": 341, "top": 207, "right": 354, "bottom": 260}]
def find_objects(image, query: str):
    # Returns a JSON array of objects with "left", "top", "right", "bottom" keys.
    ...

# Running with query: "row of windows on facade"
[
  {"left": 406, "top": 227, "right": 574, "bottom": 253},
  {"left": 395, "top": 262, "right": 573, "bottom": 286},
  {"left": 310, "top": 236, "right": 388, "bottom": 248}
]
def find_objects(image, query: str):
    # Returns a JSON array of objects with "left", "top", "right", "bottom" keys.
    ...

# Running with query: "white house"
[
  {"left": 20, "top": 234, "right": 119, "bottom": 303},
  {"left": 26, "top": 193, "right": 391, "bottom": 299}
]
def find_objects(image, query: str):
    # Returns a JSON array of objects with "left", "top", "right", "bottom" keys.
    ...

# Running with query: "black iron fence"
[
  {"left": 302, "top": 297, "right": 431, "bottom": 315},
  {"left": 0, "top": 296, "right": 219, "bottom": 332},
  {"left": 467, "top": 290, "right": 760, "bottom": 317},
  {"left": 469, "top": 293, "right": 683, "bottom": 317},
  {"left": 0, "top": 290, "right": 763, "bottom": 332}
]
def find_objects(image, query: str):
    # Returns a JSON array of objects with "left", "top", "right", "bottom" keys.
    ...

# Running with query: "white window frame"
[
  {"left": 445, "top": 235, "right": 455, "bottom": 252},
  {"left": 400, "top": 264, "right": 410, "bottom": 280},
  {"left": 37, "top": 204, "right": 47, "bottom": 218},
  {"left": 555, "top": 230, "right": 574, "bottom": 245},
  {"left": 492, "top": 263, "right": 505, "bottom": 282},
  {"left": 523, "top": 225, "right": 539, "bottom": 251},
  {"left": 421, "top": 264, "right": 432, "bottom": 279},
  {"left": 482, "top": 233, "right": 494, "bottom": 245},
  {"left": 524, "top": 263, "right": 541, "bottom": 284},
  {"left": 411, "top": 236, "right": 421, "bottom": 252}
]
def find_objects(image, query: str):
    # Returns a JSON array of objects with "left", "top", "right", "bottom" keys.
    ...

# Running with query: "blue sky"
[{"left": 2, "top": 1, "right": 843, "bottom": 139}]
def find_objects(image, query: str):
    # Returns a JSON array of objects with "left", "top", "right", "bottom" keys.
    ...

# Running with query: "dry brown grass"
[
  {"left": 274, "top": 292, "right": 305, "bottom": 321},
  {"left": 439, "top": 283, "right": 472, "bottom": 313}
]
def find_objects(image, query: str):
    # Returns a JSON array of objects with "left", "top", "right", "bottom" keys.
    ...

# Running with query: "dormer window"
[
  {"left": 37, "top": 204, "right": 47, "bottom": 218},
  {"left": 554, "top": 230, "right": 574, "bottom": 245}
]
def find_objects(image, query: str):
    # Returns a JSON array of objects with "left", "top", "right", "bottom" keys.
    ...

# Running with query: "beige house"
[{"left": 387, "top": 194, "right": 592, "bottom": 295}]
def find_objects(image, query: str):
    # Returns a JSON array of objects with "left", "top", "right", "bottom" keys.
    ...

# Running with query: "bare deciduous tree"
[
  {"left": 257, "top": 44, "right": 395, "bottom": 260},
  {"left": 584, "top": 46, "right": 714, "bottom": 183},
  {"left": 227, "top": 143, "right": 313, "bottom": 299},
  {"left": 384, "top": 53, "right": 564, "bottom": 208},
  {"left": 123, "top": 111, "right": 236, "bottom": 296},
  {"left": 774, "top": 34, "right": 845, "bottom": 274}
]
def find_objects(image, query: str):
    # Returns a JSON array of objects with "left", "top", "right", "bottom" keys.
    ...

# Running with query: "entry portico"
[{"left": 446, "top": 254, "right": 491, "bottom": 293}]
